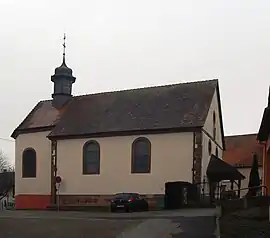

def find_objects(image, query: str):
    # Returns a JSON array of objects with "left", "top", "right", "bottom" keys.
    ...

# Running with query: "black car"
[{"left": 110, "top": 193, "right": 149, "bottom": 212}]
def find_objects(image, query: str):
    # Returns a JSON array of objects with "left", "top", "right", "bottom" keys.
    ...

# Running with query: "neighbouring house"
[
  {"left": 257, "top": 88, "right": 270, "bottom": 195},
  {"left": 11, "top": 48, "right": 226, "bottom": 210},
  {"left": 0, "top": 171, "right": 15, "bottom": 210},
  {"left": 223, "top": 134, "right": 263, "bottom": 197}
]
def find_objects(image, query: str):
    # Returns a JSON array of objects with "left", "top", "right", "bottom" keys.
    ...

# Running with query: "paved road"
[
  {"left": 119, "top": 217, "right": 216, "bottom": 238},
  {"left": 0, "top": 209, "right": 217, "bottom": 237}
]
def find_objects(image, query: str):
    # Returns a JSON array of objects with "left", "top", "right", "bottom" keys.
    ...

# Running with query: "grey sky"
[{"left": 1, "top": 0, "right": 270, "bottom": 162}]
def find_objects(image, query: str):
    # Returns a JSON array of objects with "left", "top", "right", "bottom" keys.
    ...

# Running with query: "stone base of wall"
[
  {"left": 217, "top": 195, "right": 270, "bottom": 215},
  {"left": 15, "top": 194, "right": 165, "bottom": 210},
  {"left": 15, "top": 195, "right": 51, "bottom": 209},
  {"left": 59, "top": 194, "right": 165, "bottom": 210}
]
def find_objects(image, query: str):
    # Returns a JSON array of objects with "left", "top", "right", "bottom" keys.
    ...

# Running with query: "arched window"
[
  {"left": 22, "top": 148, "right": 36, "bottom": 178},
  {"left": 208, "top": 140, "right": 212, "bottom": 155},
  {"left": 213, "top": 111, "right": 216, "bottom": 125},
  {"left": 83, "top": 141, "right": 100, "bottom": 174},
  {"left": 132, "top": 137, "right": 151, "bottom": 173},
  {"left": 213, "top": 111, "right": 217, "bottom": 140}
]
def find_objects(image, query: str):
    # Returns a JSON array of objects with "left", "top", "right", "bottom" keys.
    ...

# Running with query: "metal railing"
[
  {"left": 225, "top": 185, "right": 268, "bottom": 199},
  {"left": 0, "top": 192, "right": 8, "bottom": 210},
  {"left": 195, "top": 182, "right": 268, "bottom": 204},
  {"left": 0, "top": 189, "right": 15, "bottom": 210}
]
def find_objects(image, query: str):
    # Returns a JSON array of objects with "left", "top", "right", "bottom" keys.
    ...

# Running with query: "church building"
[{"left": 11, "top": 41, "right": 225, "bottom": 210}]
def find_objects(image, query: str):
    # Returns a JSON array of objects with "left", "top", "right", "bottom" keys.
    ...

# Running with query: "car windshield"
[{"left": 114, "top": 193, "right": 135, "bottom": 199}]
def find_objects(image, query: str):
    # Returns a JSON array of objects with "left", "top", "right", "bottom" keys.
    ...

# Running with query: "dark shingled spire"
[{"left": 51, "top": 34, "right": 76, "bottom": 109}]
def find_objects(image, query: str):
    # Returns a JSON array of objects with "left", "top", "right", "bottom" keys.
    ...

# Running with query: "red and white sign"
[{"left": 55, "top": 176, "right": 62, "bottom": 184}]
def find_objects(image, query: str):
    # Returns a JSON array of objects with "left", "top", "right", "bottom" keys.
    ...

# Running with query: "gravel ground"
[{"left": 220, "top": 207, "right": 270, "bottom": 238}]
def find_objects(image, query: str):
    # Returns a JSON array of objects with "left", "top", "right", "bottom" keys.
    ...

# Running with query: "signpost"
[
  {"left": 55, "top": 176, "right": 62, "bottom": 212},
  {"left": 215, "top": 205, "right": 221, "bottom": 238}
]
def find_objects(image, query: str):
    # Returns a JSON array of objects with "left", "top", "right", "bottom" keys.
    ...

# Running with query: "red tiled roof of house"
[{"left": 224, "top": 133, "right": 263, "bottom": 168}]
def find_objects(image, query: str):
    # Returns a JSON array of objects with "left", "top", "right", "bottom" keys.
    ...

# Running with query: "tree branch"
[{"left": 0, "top": 151, "right": 14, "bottom": 172}]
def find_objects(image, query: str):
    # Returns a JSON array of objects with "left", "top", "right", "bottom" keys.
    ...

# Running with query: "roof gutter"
[
  {"left": 11, "top": 126, "right": 55, "bottom": 139},
  {"left": 47, "top": 126, "right": 202, "bottom": 141}
]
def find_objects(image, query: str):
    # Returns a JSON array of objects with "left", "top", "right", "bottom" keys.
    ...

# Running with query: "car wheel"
[
  {"left": 110, "top": 207, "right": 116, "bottom": 213},
  {"left": 125, "top": 206, "right": 132, "bottom": 213},
  {"left": 145, "top": 204, "right": 149, "bottom": 211}
]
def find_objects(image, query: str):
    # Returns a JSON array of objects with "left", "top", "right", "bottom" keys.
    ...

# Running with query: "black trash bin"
[{"left": 164, "top": 181, "right": 198, "bottom": 209}]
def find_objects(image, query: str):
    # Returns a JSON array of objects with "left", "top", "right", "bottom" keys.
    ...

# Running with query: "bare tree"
[{"left": 0, "top": 151, "right": 14, "bottom": 172}]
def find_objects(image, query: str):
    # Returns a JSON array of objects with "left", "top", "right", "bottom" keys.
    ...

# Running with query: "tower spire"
[
  {"left": 62, "top": 33, "right": 66, "bottom": 65},
  {"left": 51, "top": 34, "right": 76, "bottom": 109}
]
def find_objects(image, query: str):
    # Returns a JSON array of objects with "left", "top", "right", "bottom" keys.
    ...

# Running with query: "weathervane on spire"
[{"left": 62, "top": 33, "right": 66, "bottom": 63}]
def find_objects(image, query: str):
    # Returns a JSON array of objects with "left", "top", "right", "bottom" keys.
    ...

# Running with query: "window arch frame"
[
  {"left": 131, "top": 137, "right": 151, "bottom": 174},
  {"left": 213, "top": 111, "right": 216, "bottom": 125},
  {"left": 22, "top": 148, "right": 37, "bottom": 178},
  {"left": 213, "top": 111, "right": 217, "bottom": 140},
  {"left": 215, "top": 147, "right": 218, "bottom": 157},
  {"left": 82, "top": 140, "right": 101, "bottom": 175},
  {"left": 208, "top": 140, "right": 212, "bottom": 156}
]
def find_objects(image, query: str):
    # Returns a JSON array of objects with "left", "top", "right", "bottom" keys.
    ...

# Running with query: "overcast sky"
[{"left": 0, "top": 0, "right": 270, "bottom": 162}]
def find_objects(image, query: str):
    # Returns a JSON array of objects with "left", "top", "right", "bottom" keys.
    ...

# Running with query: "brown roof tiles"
[
  {"left": 12, "top": 79, "right": 219, "bottom": 139},
  {"left": 224, "top": 134, "right": 263, "bottom": 168}
]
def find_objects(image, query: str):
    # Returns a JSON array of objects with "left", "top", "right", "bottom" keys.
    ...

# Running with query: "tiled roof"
[
  {"left": 257, "top": 88, "right": 270, "bottom": 142},
  {"left": 257, "top": 107, "right": 270, "bottom": 142},
  {"left": 16, "top": 101, "right": 60, "bottom": 130},
  {"left": 223, "top": 134, "right": 263, "bottom": 168},
  {"left": 207, "top": 154, "right": 245, "bottom": 182},
  {"left": 12, "top": 79, "right": 218, "bottom": 139}
]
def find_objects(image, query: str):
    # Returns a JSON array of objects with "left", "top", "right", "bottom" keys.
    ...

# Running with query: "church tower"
[{"left": 51, "top": 34, "right": 76, "bottom": 109}]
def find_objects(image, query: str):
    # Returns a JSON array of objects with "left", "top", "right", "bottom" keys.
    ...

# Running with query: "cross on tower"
[{"left": 63, "top": 33, "right": 66, "bottom": 57}]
